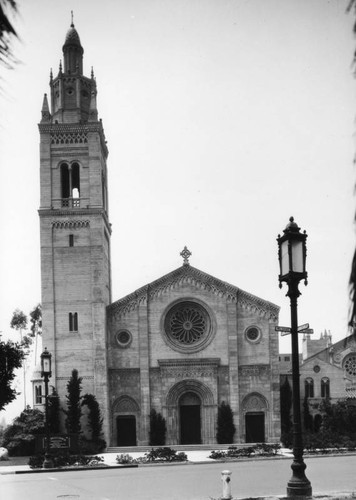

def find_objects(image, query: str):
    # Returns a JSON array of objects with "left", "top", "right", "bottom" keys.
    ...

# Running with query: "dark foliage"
[
  {"left": 64, "top": 369, "right": 82, "bottom": 434},
  {"left": 48, "top": 387, "right": 61, "bottom": 434},
  {"left": 28, "top": 452, "right": 104, "bottom": 469},
  {"left": 0, "top": 0, "right": 19, "bottom": 70},
  {"left": 209, "top": 443, "right": 280, "bottom": 460},
  {"left": 145, "top": 447, "right": 187, "bottom": 462},
  {"left": 0, "top": 338, "right": 25, "bottom": 411},
  {"left": 81, "top": 394, "right": 103, "bottom": 440},
  {"left": 216, "top": 401, "right": 236, "bottom": 444},
  {"left": 29, "top": 304, "right": 42, "bottom": 338},
  {"left": 78, "top": 436, "right": 106, "bottom": 455},
  {"left": 303, "top": 395, "right": 313, "bottom": 432},
  {"left": 2, "top": 407, "right": 44, "bottom": 456},
  {"left": 149, "top": 409, "right": 166, "bottom": 446}
]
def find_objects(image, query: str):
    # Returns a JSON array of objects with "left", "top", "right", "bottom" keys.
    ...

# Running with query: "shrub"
[
  {"left": 2, "top": 407, "right": 44, "bottom": 456},
  {"left": 216, "top": 402, "right": 236, "bottom": 444},
  {"left": 149, "top": 409, "right": 166, "bottom": 446},
  {"left": 116, "top": 453, "right": 135, "bottom": 464},
  {"left": 144, "top": 447, "right": 187, "bottom": 462},
  {"left": 79, "top": 436, "right": 106, "bottom": 454},
  {"left": 28, "top": 453, "right": 104, "bottom": 469},
  {"left": 81, "top": 394, "right": 103, "bottom": 440},
  {"left": 64, "top": 369, "right": 82, "bottom": 434}
]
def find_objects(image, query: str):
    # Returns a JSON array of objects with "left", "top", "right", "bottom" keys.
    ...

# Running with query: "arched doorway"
[
  {"left": 245, "top": 412, "right": 265, "bottom": 443},
  {"left": 116, "top": 415, "right": 137, "bottom": 446},
  {"left": 165, "top": 379, "right": 215, "bottom": 444},
  {"left": 112, "top": 395, "right": 140, "bottom": 447},
  {"left": 179, "top": 392, "right": 201, "bottom": 444},
  {"left": 242, "top": 393, "right": 268, "bottom": 443}
]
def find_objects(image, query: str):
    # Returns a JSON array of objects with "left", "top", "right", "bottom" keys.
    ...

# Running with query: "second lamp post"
[{"left": 41, "top": 347, "right": 54, "bottom": 469}]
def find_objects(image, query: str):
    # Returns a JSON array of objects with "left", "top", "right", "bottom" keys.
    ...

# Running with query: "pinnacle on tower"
[{"left": 40, "top": 93, "right": 51, "bottom": 123}]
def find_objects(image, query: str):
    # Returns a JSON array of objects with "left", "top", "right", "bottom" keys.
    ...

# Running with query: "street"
[{"left": 1, "top": 455, "right": 356, "bottom": 500}]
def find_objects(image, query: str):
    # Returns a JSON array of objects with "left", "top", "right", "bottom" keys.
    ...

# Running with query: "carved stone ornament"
[
  {"left": 239, "top": 365, "right": 270, "bottom": 377},
  {"left": 242, "top": 393, "right": 268, "bottom": 412},
  {"left": 109, "top": 264, "right": 279, "bottom": 321}
]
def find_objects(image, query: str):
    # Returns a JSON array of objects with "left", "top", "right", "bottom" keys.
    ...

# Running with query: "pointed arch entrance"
[{"left": 165, "top": 379, "right": 215, "bottom": 445}]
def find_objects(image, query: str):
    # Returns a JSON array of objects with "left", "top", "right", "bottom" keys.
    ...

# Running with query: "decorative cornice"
[
  {"left": 158, "top": 358, "right": 220, "bottom": 368},
  {"left": 38, "top": 208, "right": 112, "bottom": 234},
  {"left": 239, "top": 364, "right": 270, "bottom": 377},
  {"left": 108, "top": 265, "right": 279, "bottom": 320},
  {"left": 38, "top": 121, "right": 108, "bottom": 157},
  {"left": 52, "top": 220, "right": 90, "bottom": 229}
]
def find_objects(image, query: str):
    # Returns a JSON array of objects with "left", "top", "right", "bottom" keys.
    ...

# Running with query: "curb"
[{"left": 1, "top": 463, "right": 138, "bottom": 475}]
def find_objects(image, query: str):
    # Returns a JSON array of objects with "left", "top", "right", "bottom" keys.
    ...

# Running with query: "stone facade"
[
  {"left": 38, "top": 22, "right": 281, "bottom": 446},
  {"left": 107, "top": 264, "right": 281, "bottom": 445}
]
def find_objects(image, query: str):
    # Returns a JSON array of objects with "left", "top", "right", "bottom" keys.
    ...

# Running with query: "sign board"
[
  {"left": 297, "top": 323, "right": 309, "bottom": 332},
  {"left": 300, "top": 328, "right": 313, "bottom": 335},
  {"left": 275, "top": 326, "right": 291, "bottom": 333},
  {"left": 43, "top": 435, "right": 70, "bottom": 450},
  {"left": 36, "top": 434, "right": 79, "bottom": 454}
]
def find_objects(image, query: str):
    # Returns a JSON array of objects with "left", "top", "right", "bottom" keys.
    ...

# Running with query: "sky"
[{"left": 0, "top": 0, "right": 355, "bottom": 422}]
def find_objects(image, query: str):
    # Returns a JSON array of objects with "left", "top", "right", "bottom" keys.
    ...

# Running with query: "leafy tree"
[
  {"left": 10, "top": 308, "right": 31, "bottom": 408},
  {"left": 0, "top": 0, "right": 19, "bottom": 71},
  {"left": 81, "top": 394, "right": 103, "bottom": 440},
  {"left": 0, "top": 338, "right": 25, "bottom": 411},
  {"left": 64, "top": 369, "right": 82, "bottom": 434},
  {"left": 149, "top": 409, "right": 166, "bottom": 446},
  {"left": 2, "top": 407, "right": 44, "bottom": 456},
  {"left": 29, "top": 304, "right": 42, "bottom": 337},
  {"left": 216, "top": 401, "right": 236, "bottom": 444},
  {"left": 48, "top": 387, "right": 61, "bottom": 434}
]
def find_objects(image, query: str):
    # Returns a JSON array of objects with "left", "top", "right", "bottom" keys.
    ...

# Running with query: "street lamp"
[
  {"left": 41, "top": 347, "right": 53, "bottom": 468},
  {"left": 277, "top": 217, "right": 312, "bottom": 498}
]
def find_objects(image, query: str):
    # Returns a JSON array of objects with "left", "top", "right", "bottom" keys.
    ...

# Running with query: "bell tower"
[{"left": 38, "top": 20, "right": 111, "bottom": 438}]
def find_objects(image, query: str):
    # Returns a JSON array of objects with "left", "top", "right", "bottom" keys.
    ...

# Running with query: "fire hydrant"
[{"left": 221, "top": 470, "right": 232, "bottom": 500}]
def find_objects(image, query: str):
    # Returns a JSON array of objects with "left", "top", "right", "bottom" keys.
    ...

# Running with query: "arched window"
[
  {"left": 35, "top": 384, "right": 43, "bottom": 404},
  {"left": 61, "top": 162, "right": 80, "bottom": 207},
  {"left": 304, "top": 378, "right": 314, "bottom": 398},
  {"left": 321, "top": 377, "right": 330, "bottom": 398}
]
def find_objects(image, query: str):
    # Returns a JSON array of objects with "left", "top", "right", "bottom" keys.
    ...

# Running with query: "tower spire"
[
  {"left": 71, "top": 10, "right": 74, "bottom": 27},
  {"left": 40, "top": 93, "right": 51, "bottom": 123}
]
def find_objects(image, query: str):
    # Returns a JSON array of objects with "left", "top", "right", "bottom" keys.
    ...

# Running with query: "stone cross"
[{"left": 180, "top": 246, "right": 192, "bottom": 266}]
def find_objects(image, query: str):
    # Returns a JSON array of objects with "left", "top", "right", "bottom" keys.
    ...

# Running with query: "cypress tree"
[{"left": 216, "top": 401, "right": 236, "bottom": 444}]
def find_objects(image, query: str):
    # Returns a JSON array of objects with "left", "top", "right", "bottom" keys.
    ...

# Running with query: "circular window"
[
  {"left": 344, "top": 354, "right": 356, "bottom": 377},
  {"left": 115, "top": 330, "right": 132, "bottom": 348},
  {"left": 163, "top": 300, "right": 214, "bottom": 353},
  {"left": 245, "top": 326, "right": 261, "bottom": 343},
  {"left": 313, "top": 365, "right": 321, "bottom": 373}
]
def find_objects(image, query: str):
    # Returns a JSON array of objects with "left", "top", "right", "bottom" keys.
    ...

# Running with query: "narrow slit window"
[
  {"left": 69, "top": 312, "right": 78, "bottom": 332},
  {"left": 69, "top": 234, "right": 74, "bottom": 247},
  {"left": 35, "top": 385, "right": 43, "bottom": 404}
]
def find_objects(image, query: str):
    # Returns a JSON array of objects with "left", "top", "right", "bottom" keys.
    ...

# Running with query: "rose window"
[
  {"left": 344, "top": 355, "right": 356, "bottom": 377},
  {"left": 164, "top": 301, "right": 213, "bottom": 352}
]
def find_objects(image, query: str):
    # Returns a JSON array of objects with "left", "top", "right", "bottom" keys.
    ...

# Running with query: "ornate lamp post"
[
  {"left": 41, "top": 347, "right": 53, "bottom": 468},
  {"left": 277, "top": 217, "right": 312, "bottom": 498}
]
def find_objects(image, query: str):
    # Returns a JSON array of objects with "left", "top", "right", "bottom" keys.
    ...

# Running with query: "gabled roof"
[
  {"left": 108, "top": 264, "right": 279, "bottom": 320},
  {"left": 303, "top": 332, "right": 356, "bottom": 364}
]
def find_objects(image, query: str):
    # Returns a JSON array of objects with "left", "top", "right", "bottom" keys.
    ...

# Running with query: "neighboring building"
[
  {"left": 35, "top": 22, "right": 281, "bottom": 446},
  {"left": 280, "top": 330, "right": 356, "bottom": 429}
]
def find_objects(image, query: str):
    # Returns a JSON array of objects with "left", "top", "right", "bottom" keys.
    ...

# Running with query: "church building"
[{"left": 37, "top": 22, "right": 281, "bottom": 446}]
